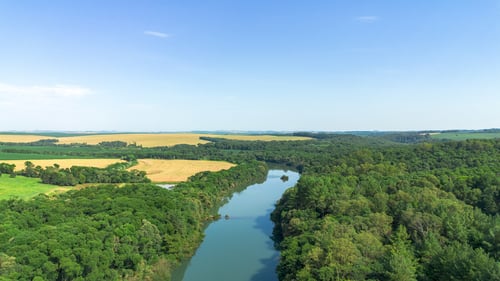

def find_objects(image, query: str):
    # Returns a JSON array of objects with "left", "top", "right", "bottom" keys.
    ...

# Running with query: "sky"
[{"left": 0, "top": 0, "right": 499, "bottom": 132}]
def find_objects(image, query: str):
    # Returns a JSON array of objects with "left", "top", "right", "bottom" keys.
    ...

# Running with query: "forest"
[
  {"left": 271, "top": 139, "right": 500, "bottom": 280},
  {"left": 0, "top": 134, "right": 498, "bottom": 280}
]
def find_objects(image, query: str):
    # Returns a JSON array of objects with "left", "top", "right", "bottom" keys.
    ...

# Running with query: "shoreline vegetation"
[{"left": 0, "top": 132, "right": 498, "bottom": 280}]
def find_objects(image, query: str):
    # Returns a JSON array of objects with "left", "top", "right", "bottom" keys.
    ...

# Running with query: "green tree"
[
  {"left": 385, "top": 226, "right": 418, "bottom": 281},
  {"left": 426, "top": 242, "right": 500, "bottom": 281}
]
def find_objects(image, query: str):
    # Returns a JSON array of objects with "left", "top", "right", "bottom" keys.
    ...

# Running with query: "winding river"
[{"left": 172, "top": 169, "right": 300, "bottom": 281}]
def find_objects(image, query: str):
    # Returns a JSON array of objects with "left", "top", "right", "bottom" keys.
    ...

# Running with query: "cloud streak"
[
  {"left": 355, "top": 16, "right": 379, "bottom": 23},
  {"left": 144, "top": 30, "right": 170, "bottom": 38},
  {"left": 0, "top": 82, "right": 92, "bottom": 98}
]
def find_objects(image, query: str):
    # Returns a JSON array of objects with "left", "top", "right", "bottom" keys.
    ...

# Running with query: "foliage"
[
  {"left": 14, "top": 161, "right": 150, "bottom": 186},
  {"left": 0, "top": 161, "right": 268, "bottom": 280},
  {"left": 271, "top": 139, "right": 499, "bottom": 281},
  {"left": 0, "top": 163, "right": 15, "bottom": 175}
]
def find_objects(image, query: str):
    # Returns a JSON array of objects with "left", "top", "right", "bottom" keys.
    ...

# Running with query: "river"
[{"left": 171, "top": 169, "right": 300, "bottom": 281}]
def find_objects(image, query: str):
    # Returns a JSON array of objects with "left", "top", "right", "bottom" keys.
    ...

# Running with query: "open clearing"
[
  {"left": 2, "top": 159, "right": 124, "bottom": 170},
  {"left": 130, "top": 159, "right": 236, "bottom": 182},
  {"left": 0, "top": 174, "right": 69, "bottom": 200},
  {"left": 0, "top": 133, "right": 311, "bottom": 147}
]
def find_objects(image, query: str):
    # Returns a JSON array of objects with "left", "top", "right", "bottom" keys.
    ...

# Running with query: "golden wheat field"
[
  {"left": 3, "top": 159, "right": 124, "bottom": 171},
  {"left": 0, "top": 133, "right": 311, "bottom": 147},
  {"left": 0, "top": 134, "right": 52, "bottom": 143},
  {"left": 130, "top": 159, "right": 236, "bottom": 182},
  {"left": 57, "top": 133, "right": 311, "bottom": 147},
  {"left": 56, "top": 134, "right": 210, "bottom": 147}
]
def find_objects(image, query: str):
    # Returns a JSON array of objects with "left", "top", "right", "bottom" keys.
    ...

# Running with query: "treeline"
[
  {"left": 39, "top": 165, "right": 150, "bottom": 186},
  {"left": 292, "top": 131, "right": 432, "bottom": 143},
  {"left": 271, "top": 139, "right": 500, "bottom": 281},
  {"left": 0, "top": 162, "right": 16, "bottom": 176},
  {"left": 0, "top": 140, "right": 138, "bottom": 148},
  {"left": 0, "top": 139, "right": 59, "bottom": 146},
  {"left": 0, "top": 161, "right": 268, "bottom": 281},
  {"left": 4, "top": 161, "right": 150, "bottom": 186},
  {"left": 0, "top": 133, "right": 383, "bottom": 167}
]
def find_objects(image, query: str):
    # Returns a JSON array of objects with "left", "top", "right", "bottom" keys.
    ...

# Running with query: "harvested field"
[
  {"left": 0, "top": 133, "right": 312, "bottom": 147},
  {"left": 0, "top": 134, "right": 52, "bottom": 143},
  {"left": 2, "top": 159, "right": 124, "bottom": 171},
  {"left": 57, "top": 133, "right": 311, "bottom": 147},
  {"left": 130, "top": 159, "right": 236, "bottom": 182},
  {"left": 56, "top": 134, "right": 210, "bottom": 147}
]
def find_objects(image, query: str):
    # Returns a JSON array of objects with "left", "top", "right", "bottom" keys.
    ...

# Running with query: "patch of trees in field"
[
  {"left": 0, "top": 163, "right": 16, "bottom": 176},
  {"left": 4, "top": 160, "right": 150, "bottom": 186},
  {"left": 0, "top": 161, "right": 268, "bottom": 281}
]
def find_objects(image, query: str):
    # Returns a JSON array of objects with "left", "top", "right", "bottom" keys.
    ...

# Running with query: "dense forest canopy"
[
  {"left": 0, "top": 133, "right": 498, "bottom": 280},
  {"left": 271, "top": 138, "right": 500, "bottom": 281}
]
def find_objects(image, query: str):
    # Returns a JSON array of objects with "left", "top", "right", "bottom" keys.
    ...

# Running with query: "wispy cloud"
[
  {"left": 144, "top": 30, "right": 170, "bottom": 38},
  {"left": 355, "top": 16, "right": 379, "bottom": 23},
  {"left": 0, "top": 82, "right": 92, "bottom": 98},
  {"left": 0, "top": 83, "right": 97, "bottom": 130}
]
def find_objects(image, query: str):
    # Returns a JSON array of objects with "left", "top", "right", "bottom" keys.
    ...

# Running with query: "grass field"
[
  {"left": 0, "top": 174, "right": 69, "bottom": 200},
  {"left": 0, "top": 133, "right": 311, "bottom": 147},
  {"left": 430, "top": 132, "right": 500, "bottom": 141},
  {"left": 130, "top": 159, "right": 236, "bottom": 182},
  {"left": 1, "top": 159, "right": 124, "bottom": 170}
]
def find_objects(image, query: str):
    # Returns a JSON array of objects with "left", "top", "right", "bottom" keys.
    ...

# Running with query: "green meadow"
[
  {"left": 430, "top": 132, "right": 500, "bottom": 141},
  {"left": 0, "top": 174, "right": 67, "bottom": 200}
]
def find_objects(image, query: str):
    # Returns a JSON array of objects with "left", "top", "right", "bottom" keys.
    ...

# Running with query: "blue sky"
[{"left": 0, "top": 0, "right": 499, "bottom": 132}]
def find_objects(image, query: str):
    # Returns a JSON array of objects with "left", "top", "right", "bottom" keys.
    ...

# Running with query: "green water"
[{"left": 172, "top": 170, "right": 300, "bottom": 281}]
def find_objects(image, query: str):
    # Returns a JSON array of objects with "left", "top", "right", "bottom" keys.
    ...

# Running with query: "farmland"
[
  {"left": 430, "top": 131, "right": 500, "bottom": 141},
  {"left": 0, "top": 157, "right": 237, "bottom": 183},
  {"left": 0, "top": 174, "right": 69, "bottom": 200},
  {"left": 56, "top": 133, "right": 209, "bottom": 147},
  {"left": 0, "top": 134, "right": 53, "bottom": 143},
  {"left": 2, "top": 159, "right": 124, "bottom": 170},
  {"left": 0, "top": 133, "right": 311, "bottom": 147},
  {"left": 130, "top": 159, "right": 236, "bottom": 182}
]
